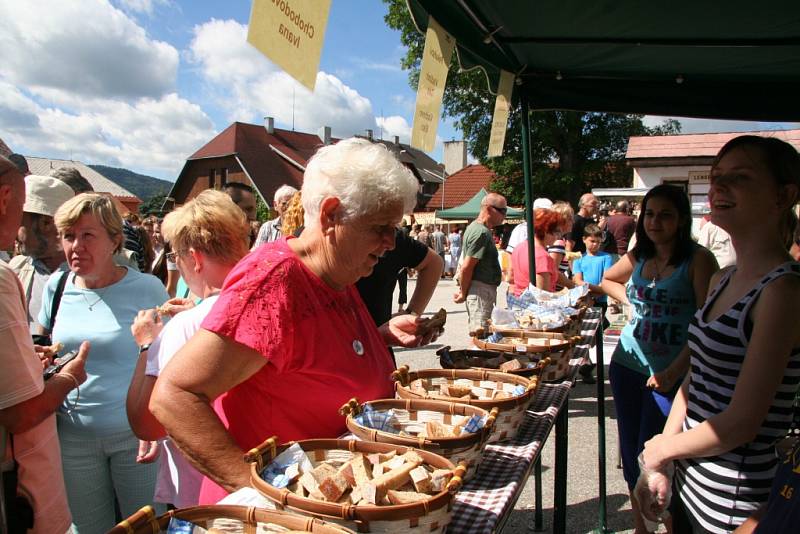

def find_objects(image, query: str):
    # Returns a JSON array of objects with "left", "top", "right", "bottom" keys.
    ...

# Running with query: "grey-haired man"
[{"left": 253, "top": 184, "right": 298, "bottom": 248}]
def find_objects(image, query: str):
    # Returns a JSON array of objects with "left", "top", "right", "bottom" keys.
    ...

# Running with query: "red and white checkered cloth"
[{"left": 446, "top": 309, "right": 602, "bottom": 533}]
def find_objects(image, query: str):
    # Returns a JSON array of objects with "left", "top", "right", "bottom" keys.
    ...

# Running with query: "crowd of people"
[
  {"left": 1, "top": 134, "right": 799, "bottom": 534},
  {"left": 447, "top": 136, "right": 800, "bottom": 533}
]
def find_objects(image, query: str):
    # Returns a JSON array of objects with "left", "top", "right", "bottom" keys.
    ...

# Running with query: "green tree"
[
  {"left": 139, "top": 193, "right": 167, "bottom": 216},
  {"left": 383, "top": 0, "right": 680, "bottom": 205}
]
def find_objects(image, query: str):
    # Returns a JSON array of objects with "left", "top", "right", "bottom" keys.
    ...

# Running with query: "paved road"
[{"left": 393, "top": 277, "right": 641, "bottom": 534}]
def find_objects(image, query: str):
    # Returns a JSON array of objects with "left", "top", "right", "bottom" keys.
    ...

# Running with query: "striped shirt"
[
  {"left": 547, "top": 240, "right": 570, "bottom": 289},
  {"left": 676, "top": 261, "right": 800, "bottom": 533}
]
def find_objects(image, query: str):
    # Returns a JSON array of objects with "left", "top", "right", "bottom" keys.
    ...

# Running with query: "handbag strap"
[{"left": 48, "top": 271, "right": 69, "bottom": 332}]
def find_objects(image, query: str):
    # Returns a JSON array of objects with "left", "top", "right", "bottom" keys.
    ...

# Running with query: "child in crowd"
[
  {"left": 573, "top": 224, "right": 613, "bottom": 316},
  {"left": 572, "top": 224, "right": 613, "bottom": 383}
]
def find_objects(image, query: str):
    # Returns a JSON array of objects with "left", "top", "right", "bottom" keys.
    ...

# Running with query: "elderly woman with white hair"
[{"left": 151, "top": 138, "right": 430, "bottom": 504}]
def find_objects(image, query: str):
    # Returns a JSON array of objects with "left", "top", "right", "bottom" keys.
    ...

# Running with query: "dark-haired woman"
[
  {"left": 601, "top": 184, "right": 718, "bottom": 532},
  {"left": 642, "top": 136, "right": 800, "bottom": 533}
]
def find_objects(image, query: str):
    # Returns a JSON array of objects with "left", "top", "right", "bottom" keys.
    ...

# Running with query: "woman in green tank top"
[{"left": 601, "top": 184, "right": 718, "bottom": 533}]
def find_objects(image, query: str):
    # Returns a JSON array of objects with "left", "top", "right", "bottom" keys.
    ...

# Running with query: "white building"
[{"left": 625, "top": 128, "right": 800, "bottom": 235}]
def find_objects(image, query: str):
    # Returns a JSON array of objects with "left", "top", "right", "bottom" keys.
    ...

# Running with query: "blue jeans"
[
  {"left": 609, "top": 361, "right": 676, "bottom": 491},
  {"left": 58, "top": 427, "right": 162, "bottom": 534}
]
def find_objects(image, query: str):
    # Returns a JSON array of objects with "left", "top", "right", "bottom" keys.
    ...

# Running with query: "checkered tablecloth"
[{"left": 446, "top": 309, "right": 602, "bottom": 534}]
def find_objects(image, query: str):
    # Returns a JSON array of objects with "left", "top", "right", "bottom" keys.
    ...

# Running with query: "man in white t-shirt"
[
  {"left": 127, "top": 189, "right": 251, "bottom": 508},
  {"left": 0, "top": 155, "right": 89, "bottom": 534},
  {"left": 697, "top": 219, "right": 736, "bottom": 268}
]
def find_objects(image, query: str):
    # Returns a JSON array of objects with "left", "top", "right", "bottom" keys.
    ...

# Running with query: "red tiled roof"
[
  {"left": 426, "top": 164, "right": 498, "bottom": 210},
  {"left": 627, "top": 129, "right": 800, "bottom": 159},
  {"left": 191, "top": 122, "right": 325, "bottom": 194}
]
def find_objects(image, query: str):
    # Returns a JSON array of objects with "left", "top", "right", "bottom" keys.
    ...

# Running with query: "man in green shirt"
[{"left": 454, "top": 192, "right": 507, "bottom": 335}]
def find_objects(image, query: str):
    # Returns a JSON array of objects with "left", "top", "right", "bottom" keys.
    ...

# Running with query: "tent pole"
[{"left": 520, "top": 94, "right": 536, "bottom": 284}]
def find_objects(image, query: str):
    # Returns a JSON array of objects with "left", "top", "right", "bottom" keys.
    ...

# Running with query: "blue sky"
[{"left": 0, "top": 0, "right": 796, "bottom": 181}]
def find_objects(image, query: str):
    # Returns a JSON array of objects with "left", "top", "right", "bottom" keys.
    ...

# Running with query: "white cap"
[
  {"left": 23, "top": 175, "right": 75, "bottom": 217},
  {"left": 533, "top": 197, "right": 553, "bottom": 209}
]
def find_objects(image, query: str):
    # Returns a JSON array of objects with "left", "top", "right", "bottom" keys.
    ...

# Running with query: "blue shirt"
[
  {"left": 39, "top": 268, "right": 168, "bottom": 436},
  {"left": 573, "top": 251, "right": 613, "bottom": 304},
  {"left": 612, "top": 252, "right": 697, "bottom": 376}
]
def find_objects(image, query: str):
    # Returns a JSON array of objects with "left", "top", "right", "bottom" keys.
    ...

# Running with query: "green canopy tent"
[
  {"left": 406, "top": 2, "right": 800, "bottom": 533},
  {"left": 435, "top": 188, "right": 524, "bottom": 220}
]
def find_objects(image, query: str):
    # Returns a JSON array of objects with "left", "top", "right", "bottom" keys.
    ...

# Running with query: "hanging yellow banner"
[
  {"left": 411, "top": 17, "right": 455, "bottom": 152},
  {"left": 246, "top": 0, "right": 331, "bottom": 91},
  {"left": 487, "top": 70, "right": 515, "bottom": 157}
]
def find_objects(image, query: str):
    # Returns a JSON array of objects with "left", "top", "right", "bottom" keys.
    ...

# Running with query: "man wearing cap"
[
  {"left": 506, "top": 197, "right": 552, "bottom": 254},
  {"left": 9, "top": 175, "right": 74, "bottom": 333}
]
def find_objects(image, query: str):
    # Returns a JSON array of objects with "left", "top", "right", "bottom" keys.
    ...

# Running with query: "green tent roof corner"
[{"left": 435, "top": 188, "right": 524, "bottom": 220}]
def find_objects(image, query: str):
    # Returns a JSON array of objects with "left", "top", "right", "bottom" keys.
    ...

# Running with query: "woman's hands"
[
  {"left": 136, "top": 440, "right": 160, "bottom": 463},
  {"left": 379, "top": 314, "right": 443, "bottom": 348},
  {"left": 159, "top": 297, "right": 195, "bottom": 317},
  {"left": 34, "top": 343, "right": 60, "bottom": 369},
  {"left": 132, "top": 309, "right": 164, "bottom": 347},
  {"left": 642, "top": 433, "right": 671, "bottom": 471},
  {"left": 646, "top": 370, "right": 675, "bottom": 392}
]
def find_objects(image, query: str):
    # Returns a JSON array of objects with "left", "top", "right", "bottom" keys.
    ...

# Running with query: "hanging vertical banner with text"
[
  {"left": 246, "top": 0, "right": 331, "bottom": 91},
  {"left": 411, "top": 17, "right": 455, "bottom": 152},
  {"left": 487, "top": 70, "right": 515, "bottom": 157}
]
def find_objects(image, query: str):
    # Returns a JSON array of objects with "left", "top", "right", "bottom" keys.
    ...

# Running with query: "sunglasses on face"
[{"left": 491, "top": 205, "right": 508, "bottom": 215}]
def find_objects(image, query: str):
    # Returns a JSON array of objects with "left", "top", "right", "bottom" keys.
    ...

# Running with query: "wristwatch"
[{"left": 139, "top": 343, "right": 151, "bottom": 354}]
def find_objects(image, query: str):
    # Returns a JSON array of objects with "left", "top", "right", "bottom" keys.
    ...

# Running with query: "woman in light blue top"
[
  {"left": 601, "top": 184, "right": 718, "bottom": 533},
  {"left": 39, "top": 194, "right": 168, "bottom": 534}
]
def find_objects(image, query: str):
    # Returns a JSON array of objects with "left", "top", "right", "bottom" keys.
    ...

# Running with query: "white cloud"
[
  {"left": 376, "top": 115, "right": 411, "bottom": 143},
  {"left": 0, "top": 0, "right": 178, "bottom": 100},
  {"left": 116, "top": 0, "right": 170, "bottom": 15},
  {"left": 1, "top": 81, "right": 215, "bottom": 178},
  {"left": 351, "top": 59, "right": 402, "bottom": 73},
  {"left": 188, "top": 19, "right": 376, "bottom": 139}
]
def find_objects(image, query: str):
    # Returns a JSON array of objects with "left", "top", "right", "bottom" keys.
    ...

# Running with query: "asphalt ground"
[{"left": 393, "top": 276, "right": 642, "bottom": 534}]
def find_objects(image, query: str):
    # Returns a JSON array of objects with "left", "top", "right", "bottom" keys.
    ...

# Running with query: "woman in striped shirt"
[{"left": 643, "top": 136, "right": 800, "bottom": 533}]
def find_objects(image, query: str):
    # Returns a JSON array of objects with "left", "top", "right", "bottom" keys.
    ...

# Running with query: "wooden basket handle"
[
  {"left": 243, "top": 435, "right": 278, "bottom": 471},
  {"left": 111, "top": 505, "right": 158, "bottom": 533},
  {"left": 446, "top": 462, "right": 468, "bottom": 494},
  {"left": 338, "top": 397, "right": 362, "bottom": 417},
  {"left": 485, "top": 407, "right": 499, "bottom": 431},
  {"left": 391, "top": 365, "right": 411, "bottom": 386}
]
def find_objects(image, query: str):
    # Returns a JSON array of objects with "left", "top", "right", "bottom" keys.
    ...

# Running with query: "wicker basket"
[
  {"left": 339, "top": 397, "right": 497, "bottom": 481},
  {"left": 501, "top": 304, "right": 589, "bottom": 336},
  {"left": 109, "top": 504, "right": 355, "bottom": 533},
  {"left": 436, "top": 346, "right": 549, "bottom": 378},
  {"left": 247, "top": 437, "right": 464, "bottom": 534},
  {"left": 391, "top": 367, "right": 541, "bottom": 443},
  {"left": 474, "top": 332, "right": 580, "bottom": 382}
]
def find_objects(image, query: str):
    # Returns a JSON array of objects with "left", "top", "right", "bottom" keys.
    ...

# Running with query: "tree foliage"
[
  {"left": 383, "top": 0, "right": 680, "bottom": 205},
  {"left": 138, "top": 193, "right": 167, "bottom": 216}
]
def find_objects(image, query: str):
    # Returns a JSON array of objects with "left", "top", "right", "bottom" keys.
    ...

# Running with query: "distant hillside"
[{"left": 89, "top": 165, "right": 172, "bottom": 200}]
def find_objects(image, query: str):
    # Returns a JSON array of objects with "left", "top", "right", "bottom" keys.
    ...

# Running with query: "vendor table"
[{"left": 446, "top": 308, "right": 601, "bottom": 534}]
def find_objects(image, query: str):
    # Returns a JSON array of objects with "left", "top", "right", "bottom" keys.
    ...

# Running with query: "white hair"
[
  {"left": 302, "top": 138, "right": 418, "bottom": 229},
  {"left": 273, "top": 184, "right": 298, "bottom": 206}
]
